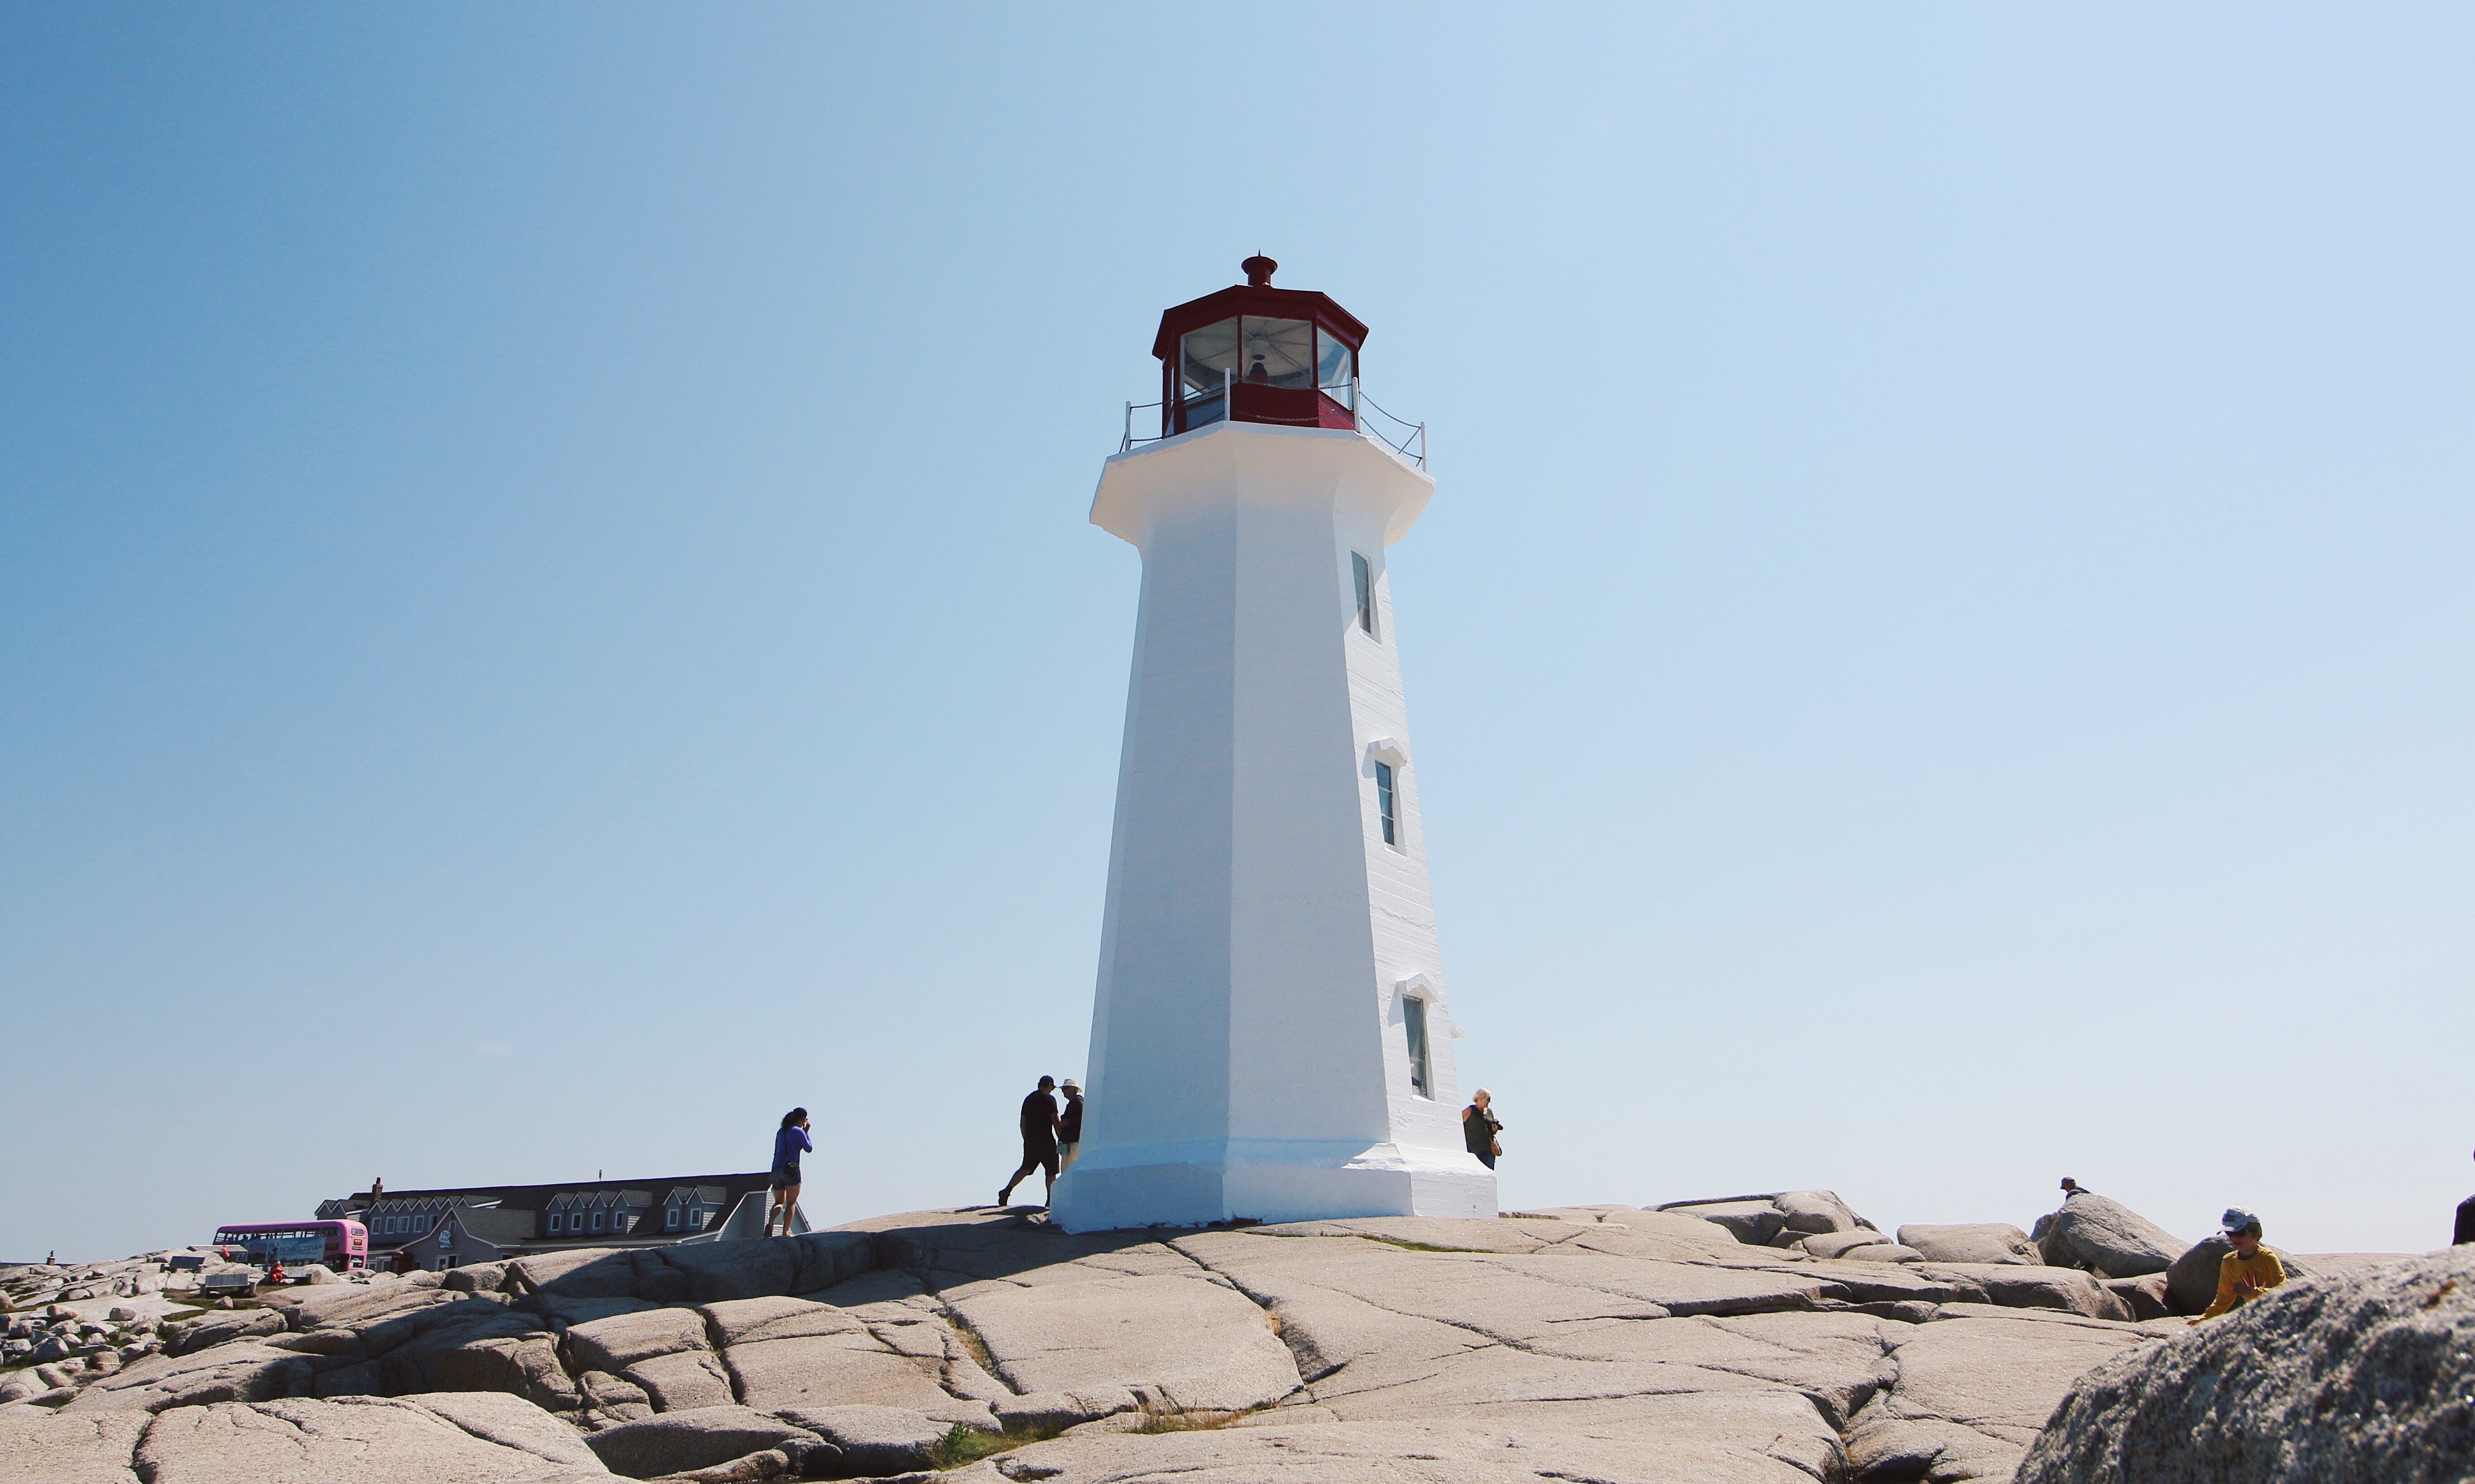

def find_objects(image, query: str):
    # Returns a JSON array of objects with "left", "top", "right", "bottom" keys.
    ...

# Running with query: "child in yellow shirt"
[{"left": 2192, "top": 1205, "right": 2286, "bottom": 1323}]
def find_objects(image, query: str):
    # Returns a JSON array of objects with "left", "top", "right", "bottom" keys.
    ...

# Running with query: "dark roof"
[
  {"left": 451, "top": 1208, "right": 542, "bottom": 1246},
  {"left": 331, "top": 1172, "right": 768, "bottom": 1217}
]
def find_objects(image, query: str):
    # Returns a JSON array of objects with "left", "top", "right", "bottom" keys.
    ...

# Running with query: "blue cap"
[{"left": 2219, "top": 1206, "right": 2261, "bottom": 1234}]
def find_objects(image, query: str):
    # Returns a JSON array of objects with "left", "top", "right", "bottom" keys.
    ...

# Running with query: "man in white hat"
[{"left": 1058, "top": 1079, "right": 1085, "bottom": 1172}]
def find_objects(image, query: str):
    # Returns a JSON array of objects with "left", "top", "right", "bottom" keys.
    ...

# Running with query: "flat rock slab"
[
  {"left": 135, "top": 1395, "right": 616, "bottom": 1482},
  {"left": 949, "top": 1272, "right": 1300, "bottom": 1413},
  {"left": 0, "top": 1408, "right": 150, "bottom": 1484},
  {"left": 951, "top": 1413, "right": 1831, "bottom": 1484},
  {"left": 581, "top": 1405, "right": 821, "bottom": 1480},
  {"left": 1882, "top": 1314, "right": 2154, "bottom": 1442},
  {"left": 724, "top": 1335, "right": 954, "bottom": 1414}
]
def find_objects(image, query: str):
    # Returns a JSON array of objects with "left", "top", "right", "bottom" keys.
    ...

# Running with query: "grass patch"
[
  {"left": 1361, "top": 1236, "right": 1480, "bottom": 1254},
  {"left": 929, "top": 1418, "right": 1075, "bottom": 1470},
  {"left": 941, "top": 1310, "right": 999, "bottom": 1374},
  {"left": 1131, "top": 1405, "right": 1253, "bottom": 1433}
]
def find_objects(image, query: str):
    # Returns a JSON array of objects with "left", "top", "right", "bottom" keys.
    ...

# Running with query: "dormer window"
[{"left": 665, "top": 1208, "right": 681, "bottom": 1232}]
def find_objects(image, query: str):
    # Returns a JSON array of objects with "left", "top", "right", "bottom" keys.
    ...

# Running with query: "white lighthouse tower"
[{"left": 1050, "top": 257, "right": 1494, "bottom": 1234}]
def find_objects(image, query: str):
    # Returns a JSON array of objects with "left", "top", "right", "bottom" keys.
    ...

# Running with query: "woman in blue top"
[{"left": 766, "top": 1108, "right": 812, "bottom": 1238}]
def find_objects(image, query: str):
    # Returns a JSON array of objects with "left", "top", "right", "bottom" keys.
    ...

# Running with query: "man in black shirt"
[{"left": 999, "top": 1076, "right": 1062, "bottom": 1209}]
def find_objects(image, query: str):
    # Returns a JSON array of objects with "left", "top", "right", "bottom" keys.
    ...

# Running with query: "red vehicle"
[{"left": 212, "top": 1220, "right": 367, "bottom": 1272}]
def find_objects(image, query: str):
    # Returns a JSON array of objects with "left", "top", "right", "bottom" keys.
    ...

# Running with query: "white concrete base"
[{"left": 1051, "top": 1138, "right": 1495, "bottom": 1233}]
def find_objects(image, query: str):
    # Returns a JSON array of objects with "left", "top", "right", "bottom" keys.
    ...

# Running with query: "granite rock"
[{"left": 2018, "top": 1245, "right": 2475, "bottom": 1484}]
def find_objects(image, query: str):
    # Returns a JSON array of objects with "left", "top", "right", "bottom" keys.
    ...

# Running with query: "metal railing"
[{"left": 1119, "top": 374, "right": 1427, "bottom": 471}]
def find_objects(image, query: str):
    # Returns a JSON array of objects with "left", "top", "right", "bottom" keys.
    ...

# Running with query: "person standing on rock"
[
  {"left": 2192, "top": 1207, "right": 2287, "bottom": 1323},
  {"left": 1463, "top": 1088, "right": 1502, "bottom": 1170},
  {"left": 2456, "top": 1150, "right": 2475, "bottom": 1246},
  {"left": 999, "top": 1076, "right": 1062, "bottom": 1208},
  {"left": 1058, "top": 1079, "right": 1085, "bottom": 1172},
  {"left": 766, "top": 1108, "right": 812, "bottom": 1238}
]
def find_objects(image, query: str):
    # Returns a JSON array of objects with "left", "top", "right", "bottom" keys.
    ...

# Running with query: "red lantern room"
[{"left": 1150, "top": 255, "right": 1365, "bottom": 439}]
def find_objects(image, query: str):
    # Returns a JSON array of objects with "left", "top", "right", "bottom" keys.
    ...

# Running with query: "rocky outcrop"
[
  {"left": 12, "top": 1204, "right": 2352, "bottom": 1484},
  {"left": 2017, "top": 1246, "right": 2466, "bottom": 1484},
  {"left": 2030, "top": 1193, "right": 2189, "bottom": 1278}
]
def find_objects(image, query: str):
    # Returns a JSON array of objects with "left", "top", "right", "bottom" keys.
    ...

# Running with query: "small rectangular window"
[
  {"left": 590, "top": 1211, "right": 605, "bottom": 1232},
  {"left": 1351, "top": 552, "right": 1377, "bottom": 638},
  {"left": 666, "top": 1208, "right": 681, "bottom": 1231},
  {"left": 1374, "top": 761, "right": 1398, "bottom": 846},
  {"left": 1403, "top": 996, "right": 1432, "bottom": 1098}
]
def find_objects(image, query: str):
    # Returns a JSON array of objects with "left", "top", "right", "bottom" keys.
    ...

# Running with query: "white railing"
[{"left": 1118, "top": 375, "right": 1427, "bottom": 471}]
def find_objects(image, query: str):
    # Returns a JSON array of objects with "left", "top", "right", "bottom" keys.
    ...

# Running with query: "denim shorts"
[{"left": 770, "top": 1165, "right": 801, "bottom": 1191}]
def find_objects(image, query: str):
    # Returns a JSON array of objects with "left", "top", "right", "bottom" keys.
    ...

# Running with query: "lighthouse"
[{"left": 1050, "top": 257, "right": 1495, "bottom": 1233}]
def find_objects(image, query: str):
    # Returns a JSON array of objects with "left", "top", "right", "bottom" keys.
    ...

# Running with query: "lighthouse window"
[
  {"left": 1317, "top": 329, "right": 1355, "bottom": 406},
  {"left": 1403, "top": 995, "right": 1432, "bottom": 1098},
  {"left": 1374, "top": 760, "right": 1399, "bottom": 846},
  {"left": 1180, "top": 318, "right": 1240, "bottom": 425},
  {"left": 1352, "top": 552, "right": 1377, "bottom": 638},
  {"left": 1240, "top": 317, "right": 1315, "bottom": 389}
]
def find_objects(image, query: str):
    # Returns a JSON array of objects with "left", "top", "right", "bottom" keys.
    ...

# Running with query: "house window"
[
  {"left": 665, "top": 1208, "right": 681, "bottom": 1232},
  {"left": 1351, "top": 552, "right": 1377, "bottom": 638},
  {"left": 547, "top": 1214, "right": 563, "bottom": 1234},
  {"left": 1403, "top": 995, "right": 1432, "bottom": 1099},
  {"left": 590, "top": 1211, "right": 605, "bottom": 1232},
  {"left": 1374, "top": 761, "right": 1399, "bottom": 847},
  {"left": 416, "top": 1215, "right": 429, "bottom": 1233}
]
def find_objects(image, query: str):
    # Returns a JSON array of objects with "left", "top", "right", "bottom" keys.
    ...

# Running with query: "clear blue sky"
[{"left": 5, "top": 6, "right": 2469, "bottom": 1263}]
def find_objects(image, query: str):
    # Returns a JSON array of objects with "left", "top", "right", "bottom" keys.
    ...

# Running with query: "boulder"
[
  {"left": 1802, "top": 1230, "right": 1894, "bottom": 1260},
  {"left": 774, "top": 1404, "right": 948, "bottom": 1476},
  {"left": 1914, "top": 1265, "right": 2134, "bottom": 1322},
  {"left": 1663, "top": 1200, "right": 1787, "bottom": 1247},
  {"left": 1835, "top": 1243, "right": 1925, "bottom": 1263},
  {"left": 581, "top": 1405, "right": 825, "bottom": 1479},
  {"left": 653, "top": 1242, "right": 800, "bottom": 1305},
  {"left": 565, "top": 1309, "right": 711, "bottom": 1376},
  {"left": 444, "top": 1262, "right": 513, "bottom": 1295},
  {"left": 1774, "top": 1190, "right": 1871, "bottom": 1235},
  {"left": 165, "top": 1309, "right": 285, "bottom": 1357},
  {"left": 2031, "top": 1194, "right": 2187, "bottom": 1278},
  {"left": 1899, "top": 1223, "right": 2045, "bottom": 1267},
  {"left": 2165, "top": 1234, "right": 2236, "bottom": 1315},
  {"left": 2017, "top": 1245, "right": 2475, "bottom": 1484},
  {"left": 2099, "top": 1274, "right": 2172, "bottom": 1322},
  {"left": 509, "top": 1249, "right": 686, "bottom": 1305}
]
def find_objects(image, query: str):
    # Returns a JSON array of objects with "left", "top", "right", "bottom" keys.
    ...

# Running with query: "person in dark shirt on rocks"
[
  {"left": 766, "top": 1108, "right": 812, "bottom": 1238},
  {"left": 1463, "top": 1088, "right": 1502, "bottom": 1170},
  {"left": 999, "top": 1077, "right": 1062, "bottom": 1209},
  {"left": 2456, "top": 1148, "right": 2475, "bottom": 1246},
  {"left": 1058, "top": 1078, "right": 1086, "bottom": 1172}
]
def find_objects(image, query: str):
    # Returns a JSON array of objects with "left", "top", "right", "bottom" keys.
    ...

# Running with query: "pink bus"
[{"left": 212, "top": 1219, "right": 367, "bottom": 1272}]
